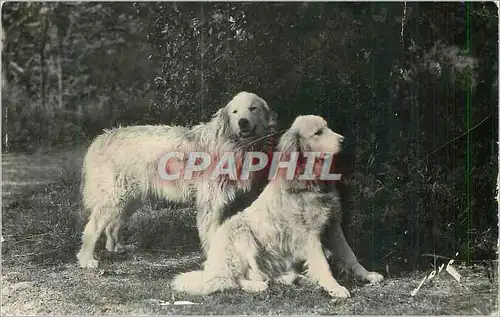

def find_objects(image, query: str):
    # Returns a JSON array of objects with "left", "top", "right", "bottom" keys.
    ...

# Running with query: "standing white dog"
[
  {"left": 77, "top": 92, "right": 276, "bottom": 269},
  {"left": 171, "top": 115, "right": 384, "bottom": 297}
]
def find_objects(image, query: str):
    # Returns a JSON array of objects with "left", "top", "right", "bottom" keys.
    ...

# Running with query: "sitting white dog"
[{"left": 171, "top": 115, "right": 376, "bottom": 298}]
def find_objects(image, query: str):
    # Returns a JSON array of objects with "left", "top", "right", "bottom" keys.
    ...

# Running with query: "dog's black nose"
[{"left": 238, "top": 118, "right": 250, "bottom": 130}]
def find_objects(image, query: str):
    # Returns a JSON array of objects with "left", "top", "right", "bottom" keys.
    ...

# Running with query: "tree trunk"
[
  {"left": 39, "top": 15, "right": 49, "bottom": 148},
  {"left": 56, "top": 17, "right": 63, "bottom": 114},
  {"left": 2, "top": 22, "right": 8, "bottom": 153},
  {"left": 1, "top": 22, "right": 5, "bottom": 88}
]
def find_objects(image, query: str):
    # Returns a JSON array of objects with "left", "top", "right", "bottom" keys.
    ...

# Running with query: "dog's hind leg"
[
  {"left": 77, "top": 206, "right": 116, "bottom": 269},
  {"left": 105, "top": 198, "right": 142, "bottom": 253},
  {"left": 105, "top": 218, "right": 122, "bottom": 253},
  {"left": 324, "top": 220, "right": 384, "bottom": 284}
]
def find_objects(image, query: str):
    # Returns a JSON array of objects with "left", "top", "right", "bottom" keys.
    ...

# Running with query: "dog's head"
[
  {"left": 215, "top": 91, "right": 277, "bottom": 141},
  {"left": 276, "top": 115, "right": 344, "bottom": 182},
  {"left": 278, "top": 115, "right": 344, "bottom": 155}
]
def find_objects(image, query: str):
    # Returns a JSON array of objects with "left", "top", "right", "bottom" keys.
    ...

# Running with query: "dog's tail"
[{"left": 171, "top": 270, "right": 237, "bottom": 295}]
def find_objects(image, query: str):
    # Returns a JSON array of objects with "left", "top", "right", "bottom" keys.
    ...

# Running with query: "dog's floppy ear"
[
  {"left": 213, "top": 107, "right": 231, "bottom": 137},
  {"left": 257, "top": 97, "right": 276, "bottom": 124},
  {"left": 278, "top": 129, "right": 300, "bottom": 153},
  {"left": 268, "top": 110, "right": 278, "bottom": 127}
]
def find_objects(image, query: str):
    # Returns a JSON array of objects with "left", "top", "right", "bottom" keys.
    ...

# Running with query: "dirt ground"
[{"left": 1, "top": 151, "right": 498, "bottom": 315}]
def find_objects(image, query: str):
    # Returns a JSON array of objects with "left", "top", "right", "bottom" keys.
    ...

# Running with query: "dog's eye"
[
  {"left": 232, "top": 110, "right": 238, "bottom": 114},
  {"left": 314, "top": 129, "right": 323, "bottom": 136},
  {"left": 249, "top": 106, "right": 257, "bottom": 112}
]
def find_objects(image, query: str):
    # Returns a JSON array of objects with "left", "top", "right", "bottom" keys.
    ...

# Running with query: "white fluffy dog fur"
[
  {"left": 171, "top": 115, "right": 384, "bottom": 297},
  {"left": 76, "top": 92, "right": 276, "bottom": 269}
]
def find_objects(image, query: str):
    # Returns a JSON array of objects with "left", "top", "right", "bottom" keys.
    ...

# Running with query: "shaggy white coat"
[
  {"left": 76, "top": 92, "right": 276, "bottom": 269},
  {"left": 172, "top": 115, "right": 383, "bottom": 297}
]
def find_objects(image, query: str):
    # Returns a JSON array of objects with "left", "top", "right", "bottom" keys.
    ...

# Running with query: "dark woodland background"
[{"left": 2, "top": 2, "right": 498, "bottom": 270}]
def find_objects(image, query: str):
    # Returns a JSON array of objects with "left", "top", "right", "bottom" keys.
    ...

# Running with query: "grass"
[{"left": 1, "top": 149, "right": 498, "bottom": 315}]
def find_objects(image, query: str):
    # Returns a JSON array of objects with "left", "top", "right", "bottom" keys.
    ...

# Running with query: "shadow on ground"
[{"left": 1, "top": 151, "right": 498, "bottom": 315}]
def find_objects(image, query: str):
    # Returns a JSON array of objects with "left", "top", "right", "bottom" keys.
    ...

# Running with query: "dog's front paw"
[
  {"left": 327, "top": 285, "right": 350, "bottom": 298},
  {"left": 364, "top": 271, "right": 384, "bottom": 284},
  {"left": 240, "top": 280, "right": 268, "bottom": 293},
  {"left": 77, "top": 252, "right": 99, "bottom": 269}
]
